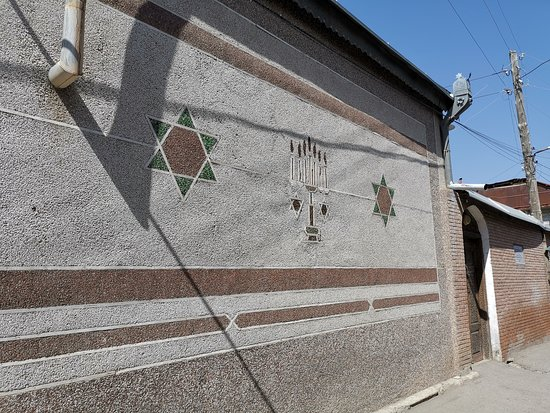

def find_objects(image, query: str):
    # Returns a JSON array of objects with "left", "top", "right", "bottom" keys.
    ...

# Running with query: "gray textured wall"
[
  {"left": 1, "top": 0, "right": 437, "bottom": 268},
  {"left": 0, "top": 0, "right": 456, "bottom": 411}
]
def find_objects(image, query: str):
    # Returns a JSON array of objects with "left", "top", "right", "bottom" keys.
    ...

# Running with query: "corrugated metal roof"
[
  {"left": 486, "top": 177, "right": 550, "bottom": 190},
  {"left": 463, "top": 190, "right": 550, "bottom": 232},
  {"left": 289, "top": 0, "right": 453, "bottom": 111}
]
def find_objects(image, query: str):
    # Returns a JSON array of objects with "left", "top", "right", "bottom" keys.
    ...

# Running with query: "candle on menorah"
[
  {"left": 321, "top": 151, "right": 327, "bottom": 190},
  {"left": 290, "top": 137, "right": 327, "bottom": 191}
]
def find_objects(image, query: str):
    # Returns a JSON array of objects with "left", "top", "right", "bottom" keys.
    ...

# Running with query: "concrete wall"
[{"left": 0, "top": 0, "right": 458, "bottom": 411}]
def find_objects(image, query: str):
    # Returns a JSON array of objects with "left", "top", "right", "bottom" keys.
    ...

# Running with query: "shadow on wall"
[
  {"left": 9, "top": 0, "right": 277, "bottom": 410},
  {"left": 3, "top": 0, "right": 442, "bottom": 406}
]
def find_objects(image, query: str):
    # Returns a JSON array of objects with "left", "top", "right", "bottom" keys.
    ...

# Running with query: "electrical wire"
[
  {"left": 530, "top": 104, "right": 550, "bottom": 121},
  {"left": 456, "top": 121, "right": 521, "bottom": 155},
  {"left": 475, "top": 90, "right": 505, "bottom": 99},
  {"left": 471, "top": 70, "right": 508, "bottom": 82},
  {"left": 496, "top": 0, "right": 521, "bottom": 51},
  {"left": 526, "top": 83, "right": 550, "bottom": 92},
  {"left": 446, "top": 0, "right": 507, "bottom": 87},
  {"left": 456, "top": 122, "right": 520, "bottom": 163},
  {"left": 536, "top": 162, "right": 550, "bottom": 173},
  {"left": 444, "top": 70, "right": 509, "bottom": 89},
  {"left": 482, "top": 0, "right": 511, "bottom": 51},
  {"left": 463, "top": 95, "right": 501, "bottom": 122},
  {"left": 535, "top": 163, "right": 550, "bottom": 184},
  {"left": 455, "top": 124, "right": 521, "bottom": 168},
  {"left": 487, "top": 162, "right": 523, "bottom": 181},
  {"left": 536, "top": 167, "right": 550, "bottom": 183},
  {"left": 521, "top": 58, "right": 550, "bottom": 79},
  {"left": 467, "top": 132, "right": 519, "bottom": 163}
]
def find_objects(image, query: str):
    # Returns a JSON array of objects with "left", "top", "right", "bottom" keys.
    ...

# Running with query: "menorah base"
[{"left": 305, "top": 226, "right": 321, "bottom": 242}]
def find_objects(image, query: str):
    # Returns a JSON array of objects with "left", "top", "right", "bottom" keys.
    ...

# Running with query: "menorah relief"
[{"left": 289, "top": 137, "right": 329, "bottom": 242}]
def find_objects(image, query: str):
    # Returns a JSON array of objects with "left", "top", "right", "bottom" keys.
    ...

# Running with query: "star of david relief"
[
  {"left": 146, "top": 108, "right": 219, "bottom": 201},
  {"left": 289, "top": 137, "right": 329, "bottom": 242},
  {"left": 372, "top": 175, "right": 396, "bottom": 226}
]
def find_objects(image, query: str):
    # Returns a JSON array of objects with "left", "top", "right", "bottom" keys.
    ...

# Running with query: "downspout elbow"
[{"left": 49, "top": 0, "right": 86, "bottom": 88}]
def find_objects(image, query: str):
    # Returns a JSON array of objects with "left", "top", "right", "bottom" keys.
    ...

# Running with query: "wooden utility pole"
[{"left": 509, "top": 50, "right": 542, "bottom": 220}]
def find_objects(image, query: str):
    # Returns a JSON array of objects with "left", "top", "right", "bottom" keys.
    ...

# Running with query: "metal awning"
[{"left": 462, "top": 190, "right": 550, "bottom": 232}]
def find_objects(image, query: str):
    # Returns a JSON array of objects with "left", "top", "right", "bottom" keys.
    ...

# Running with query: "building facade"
[
  {"left": 452, "top": 190, "right": 550, "bottom": 362},
  {"left": 3, "top": 0, "right": 547, "bottom": 412}
]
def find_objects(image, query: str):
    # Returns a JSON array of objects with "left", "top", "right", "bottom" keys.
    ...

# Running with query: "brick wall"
[
  {"left": 445, "top": 191, "right": 550, "bottom": 366},
  {"left": 447, "top": 191, "right": 472, "bottom": 369},
  {"left": 482, "top": 207, "right": 550, "bottom": 360}
]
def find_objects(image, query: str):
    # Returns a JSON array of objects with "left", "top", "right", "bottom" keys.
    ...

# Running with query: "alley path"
[{"left": 411, "top": 340, "right": 550, "bottom": 413}]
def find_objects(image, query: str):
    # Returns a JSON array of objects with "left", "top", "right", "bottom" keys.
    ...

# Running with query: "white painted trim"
[
  {"left": 0, "top": 107, "right": 155, "bottom": 148},
  {"left": 0, "top": 314, "right": 223, "bottom": 342},
  {"left": 467, "top": 205, "right": 502, "bottom": 361},
  {"left": 0, "top": 105, "right": 433, "bottom": 210}
]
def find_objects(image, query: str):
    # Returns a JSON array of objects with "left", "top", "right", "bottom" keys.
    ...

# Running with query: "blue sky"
[{"left": 338, "top": 0, "right": 550, "bottom": 184}]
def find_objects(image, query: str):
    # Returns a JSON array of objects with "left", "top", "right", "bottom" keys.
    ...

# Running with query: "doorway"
[{"left": 463, "top": 212, "right": 490, "bottom": 362}]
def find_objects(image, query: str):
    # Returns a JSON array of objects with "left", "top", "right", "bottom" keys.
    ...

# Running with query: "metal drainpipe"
[
  {"left": 48, "top": 0, "right": 86, "bottom": 88},
  {"left": 440, "top": 115, "right": 454, "bottom": 185}
]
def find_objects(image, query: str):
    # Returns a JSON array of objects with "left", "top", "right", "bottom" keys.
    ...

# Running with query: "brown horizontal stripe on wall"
[
  {"left": 0, "top": 268, "right": 437, "bottom": 309},
  {"left": 98, "top": 0, "right": 426, "bottom": 157},
  {"left": 373, "top": 293, "right": 439, "bottom": 310},
  {"left": 0, "top": 316, "right": 229, "bottom": 363},
  {"left": 236, "top": 301, "right": 370, "bottom": 328}
]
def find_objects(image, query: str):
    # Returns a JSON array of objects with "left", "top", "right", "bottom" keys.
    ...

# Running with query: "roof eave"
[
  {"left": 290, "top": 0, "right": 453, "bottom": 111},
  {"left": 457, "top": 190, "right": 550, "bottom": 232}
]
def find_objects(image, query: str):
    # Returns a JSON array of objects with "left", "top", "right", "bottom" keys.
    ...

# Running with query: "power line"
[
  {"left": 521, "top": 58, "right": 550, "bottom": 79},
  {"left": 464, "top": 95, "right": 501, "bottom": 122},
  {"left": 536, "top": 167, "right": 550, "bottom": 184},
  {"left": 536, "top": 162, "right": 550, "bottom": 173},
  {"left": 456, "top": 123, "right": 521, "bottom": 164},
  {"left": 534, "top": 160, "right": 550, "bottom": 184},
  {"left": 455, "top": 124, "right": 521, "bottom": 165},
  {"left": 444, "top": 70, "right": 509, "bottom": 89},
  {"left": 446, "top": 0, "right": 507, "bottom": 87},
  {"left": 526, "top": 83, "right": 550, "bottom": 92},
  {"left": 495, "top": 0, "right": 521, "bottom": 51},
  {"left": 456, "top": 121, "right": 521, "bottom": 155},
  {"left": 530, "top": 103, "right": 550, "bottom": 120},
  {"left": 471, "top": 70, "right": 508, "bottom": 82},
  {"left": 475, "top": 90, "right": 506, "bottom": 99},
  {"left": 488, "top": 162, "right": 523, "bottom": 181},
  {"left": 482, "top": 0, "right": 511, "bottom": 51}
]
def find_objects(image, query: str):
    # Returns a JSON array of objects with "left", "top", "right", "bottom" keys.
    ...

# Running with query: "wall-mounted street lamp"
[
  {"left": 531, "top": 146, "right": 550, "bottom": 158},
  {"left": 442, "top": 74, "right": 473, "bottom": 185}
]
